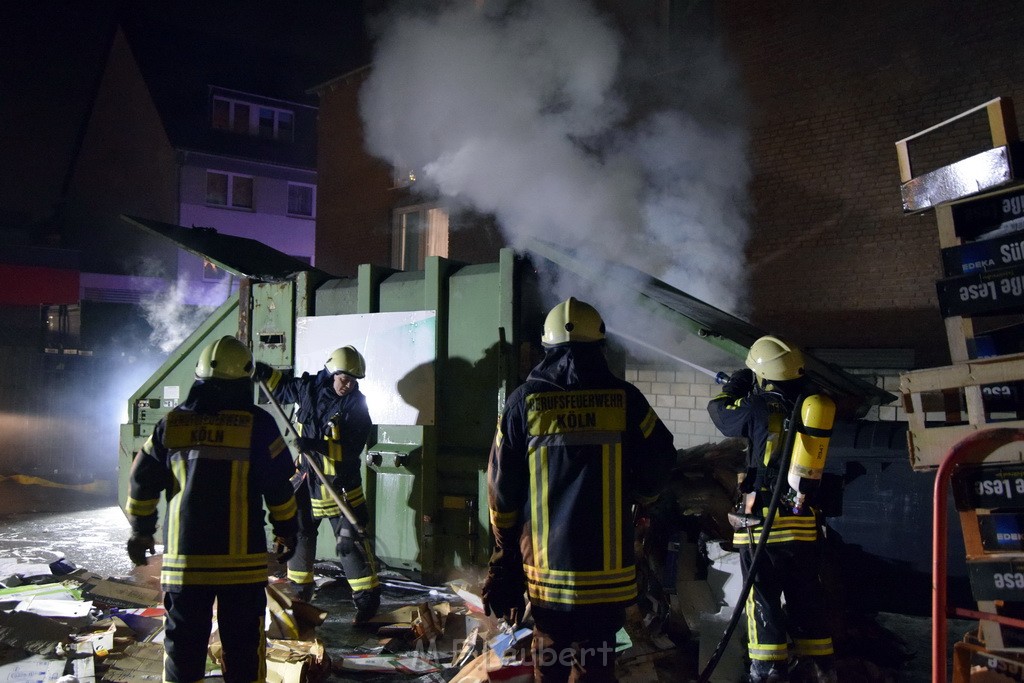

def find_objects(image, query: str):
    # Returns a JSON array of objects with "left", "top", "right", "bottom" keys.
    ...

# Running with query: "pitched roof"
[{"left": 119, "top": 9, "right": 359, "bottom": 169}]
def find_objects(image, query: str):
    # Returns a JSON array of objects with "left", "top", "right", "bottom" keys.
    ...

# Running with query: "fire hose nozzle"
[{"left": 715, "top": 371, "right": 730, "bottom": 384}]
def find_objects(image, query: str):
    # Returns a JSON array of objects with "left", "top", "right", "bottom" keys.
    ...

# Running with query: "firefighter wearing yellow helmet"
[
  {"left": 484, "top": 297, "right": 676, "bottom": 681},
  {"left": 254, "top": 345, "right": 379, "bottom": 622},
  {"left": 708, "top": 335, "right": 837, "bottom": 683},
  {"left": 126, "top": 336, "right": 298, "bottom": 682}
]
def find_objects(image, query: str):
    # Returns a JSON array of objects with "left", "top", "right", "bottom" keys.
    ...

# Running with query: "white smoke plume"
[
  {"left": 360, "top": 0, "right": 751, "bottom": 364},
  {"left": 135, "top": 260, "right": 224, "bottom": 354}
]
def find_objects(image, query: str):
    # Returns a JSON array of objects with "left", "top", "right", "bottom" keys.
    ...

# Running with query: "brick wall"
[
  {"left": 718, "top": 1, "right": 1024, "bottom": 369},
  {"left": 314, "top": 69, "right": 395, "bottom": 278}
]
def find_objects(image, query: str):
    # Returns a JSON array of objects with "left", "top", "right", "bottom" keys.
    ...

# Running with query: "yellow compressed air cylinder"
[{"left": 787, "top": 394, "right": 836, "bottom": 504}]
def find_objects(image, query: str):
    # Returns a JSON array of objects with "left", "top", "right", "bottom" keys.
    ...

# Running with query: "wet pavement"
[
  {"left": 0, "top": 479, "right": 477, "bottom": 682},
  {"left": 0, "top": 479, "right": 974, "bottom": 682}
]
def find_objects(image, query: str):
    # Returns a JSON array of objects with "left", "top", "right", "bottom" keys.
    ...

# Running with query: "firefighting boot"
[
  {"left": 352, "top": 589, "right": 381, "bottom": 627},
  {"left": 789, "top": 657, "right": 837, "bottom": 683},
  {"left": 289, "top": 581, "right": 314, "bottom": 602},
  {"left": 746, "top": 660, "right": 788, "bottom": 683}
]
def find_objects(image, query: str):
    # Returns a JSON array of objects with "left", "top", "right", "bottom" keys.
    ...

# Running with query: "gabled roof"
[{"left": 119, "top": 14, "right": 332, "bottom": 169}]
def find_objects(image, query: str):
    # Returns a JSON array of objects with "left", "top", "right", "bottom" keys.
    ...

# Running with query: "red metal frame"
[{"left": 932, "top": 428, "right": 1024, "bottom": 683}]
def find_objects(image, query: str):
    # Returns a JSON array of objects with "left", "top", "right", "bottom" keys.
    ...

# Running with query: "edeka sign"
[
  {"left": 979, "top": 512, "right": 1024, "bottom": 552},
  {"left": 936, "top": 262, "right": 1024, "bottom": 317},
  {"left": 951, "top": 186, "right": 1024, "bottom": 241},
  {"left": 942, "top": 230, "right": 1024, "bottom": 276}
]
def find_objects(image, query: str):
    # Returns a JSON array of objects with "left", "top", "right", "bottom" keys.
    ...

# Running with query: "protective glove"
[
  {"left": 127, "top": 532, "right": 156, "bottom": 566},
  {"left": 273, "top": 535, "right": 297, "bottom": 564},
  {"left": 481, "top": 566, "right": 527, "bottom": 625},
  {"left": 294, "top": 436, "right": 327, "bottom": 455},
  {"left": 723, "top": 368, "right": 754, "bottom": 396},
  {"left": 253, "top": 361, "right": 275, "bottom": 382}
]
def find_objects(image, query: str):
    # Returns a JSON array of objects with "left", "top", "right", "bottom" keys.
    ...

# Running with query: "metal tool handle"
[{"left": 256, "top": 379, "right": 365, "bottom": 535}]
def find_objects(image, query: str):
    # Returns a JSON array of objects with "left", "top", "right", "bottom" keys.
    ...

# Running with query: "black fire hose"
[{"left": 696, "top": 391, "right": 809, "bottom": 683}]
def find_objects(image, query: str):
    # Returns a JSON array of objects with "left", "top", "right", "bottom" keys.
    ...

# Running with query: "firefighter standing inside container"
[
  {"left": 707, "top": 336, "right": 837, "bottom": 683},
  {"left": 254, "top": 346, "right": 380, "bottom": 622},
  {"left": 483, "top": 297, "right": 676, "bottom": 682},
  {"left": 125, "top": 336, "right": 298, "bottom": 683}
]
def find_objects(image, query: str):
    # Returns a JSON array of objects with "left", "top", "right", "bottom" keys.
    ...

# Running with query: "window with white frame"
[
  {"left": 392, "top": 204, "right": 449, "bottom": 271},
  {"left": 212, "top": 96, "right": 294, "bottom": 141},
  {"left": 206, "top": 171, "right": 253, "bottom": 209},
  {"left": 288, "top": 183, "right": 315, "bottom": 217}
]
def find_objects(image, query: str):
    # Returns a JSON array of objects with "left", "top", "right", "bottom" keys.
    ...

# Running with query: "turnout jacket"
[
  {"left": 264, "top": 368, "right": 372, "bottom": 518},
  {"left": 487, "top": 344, "right": 676, "bottom": 611},
  {"left": 126, "top": 379, "right": 298, "bottom": 591},
  {"left": 707, "top": 383, "right": 821, "bottom": 546}
]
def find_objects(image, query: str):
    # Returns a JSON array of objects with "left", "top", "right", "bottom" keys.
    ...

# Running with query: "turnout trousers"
[
  {"left": 286, "top": 483, "right": 380, "bottom": 609},
  {"left": 739, "top": 540, "right": 834, "bottom": 667},
  {"left": 163, "top": 583, "right": 267, "bottom": 683},
  {"left": 530, "top": 606, "right": 625, "bottom": 683}
]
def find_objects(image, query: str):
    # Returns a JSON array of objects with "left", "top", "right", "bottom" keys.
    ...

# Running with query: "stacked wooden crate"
[{"left": 896, "top": 96, "right": 1024, "bottom": 680}]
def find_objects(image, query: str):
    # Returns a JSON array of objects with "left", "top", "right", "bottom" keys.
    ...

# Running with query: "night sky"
[{"left": 0, "top": 0, "right": 371, "bottom": 230}]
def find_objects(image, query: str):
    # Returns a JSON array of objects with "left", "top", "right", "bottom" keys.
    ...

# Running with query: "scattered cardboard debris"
[
  {"left": 0, "top": 653, "right": 67, "bottom": 682},
  {"left": 0, "top": 552, "right": 689, "bottom": 683},
  {"left": 265, "top": 585, "right": 327, "bottom": 641},
  {"left": 102, "top": 641, "right": 168, "bottom": 683},
  {"left": 0, "top": 609, "right": 75, "bottom": 654},
  {"left": 78, "top": 579, "right": 160, "bottom": 610},
  {"left": 335, "top": 653, "right": 440, "bottom": 674}
]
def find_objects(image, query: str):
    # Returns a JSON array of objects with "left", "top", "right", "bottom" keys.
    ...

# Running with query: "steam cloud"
[
  {"left": 360, "top": 0, "right": 752, "bottom": 334},
  {"left": 136, "top": 259, "right": 230, "bottom": 354}
]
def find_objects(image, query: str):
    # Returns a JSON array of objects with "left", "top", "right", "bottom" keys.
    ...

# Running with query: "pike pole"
[{"left": 257, "top": 378, "right": 365, "bottom": 536}]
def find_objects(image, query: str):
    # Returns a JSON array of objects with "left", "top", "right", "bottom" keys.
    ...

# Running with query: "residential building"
[
  {"left": 0, "top": 9, "right": 337, "bottom": 479},
  {"left": 66, "top": 21, "right": 320, "bottom": 308}
]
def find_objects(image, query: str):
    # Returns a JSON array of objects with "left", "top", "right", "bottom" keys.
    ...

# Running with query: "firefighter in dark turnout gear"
[
  {"left": 484, "top": 298, "right": 676, "bottom": 682},
  {"left": 125, "top": 336, "right": 298, "bottom": 683},
  {"left": 707, "top": 336, "right": 837, "bottom": 683},
  {"left": 254, "top": 345, "right": 380, "bottom": 622}
]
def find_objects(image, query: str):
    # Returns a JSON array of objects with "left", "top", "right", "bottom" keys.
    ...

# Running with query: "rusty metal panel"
[{"left": 251, "top": 281, "right": 295, "bottom": 368}]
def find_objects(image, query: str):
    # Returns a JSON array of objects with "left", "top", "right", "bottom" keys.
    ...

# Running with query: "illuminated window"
[
  {"left": 41, "top": 304, "right": 81, "bottom": 352},
  {"left": 391, "top": 165, "right": 418, "bottom": 189},
  {"left": 212, "top": 96, "right": 294, "bottom": 141},
  {"left": 288, "top": 183, "right": 315, "bottom": 217},
  {"left": 206, "top": 171, "right": 253, "bottom": 209},
  {"left": 392, "top": 204, "right": 449, "bottom": 271}
]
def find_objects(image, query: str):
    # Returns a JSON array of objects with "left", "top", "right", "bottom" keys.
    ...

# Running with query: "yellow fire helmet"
[
  {"left": 541, "top": 297, "right": 606, "bottom": 346},
  {"left": 195, "top": 335, "right": 253, "bottom": 380},
  {"left": 326, "top": 345, "right": 366, "bottom": 379},
  {"left": 745, "top": 335, "right": 805, "bottom": 385}
]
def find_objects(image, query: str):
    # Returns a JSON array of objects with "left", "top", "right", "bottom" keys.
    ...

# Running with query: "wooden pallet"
[{"left": 900, "top": 353, "right": 1024, "bottom": 469}]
